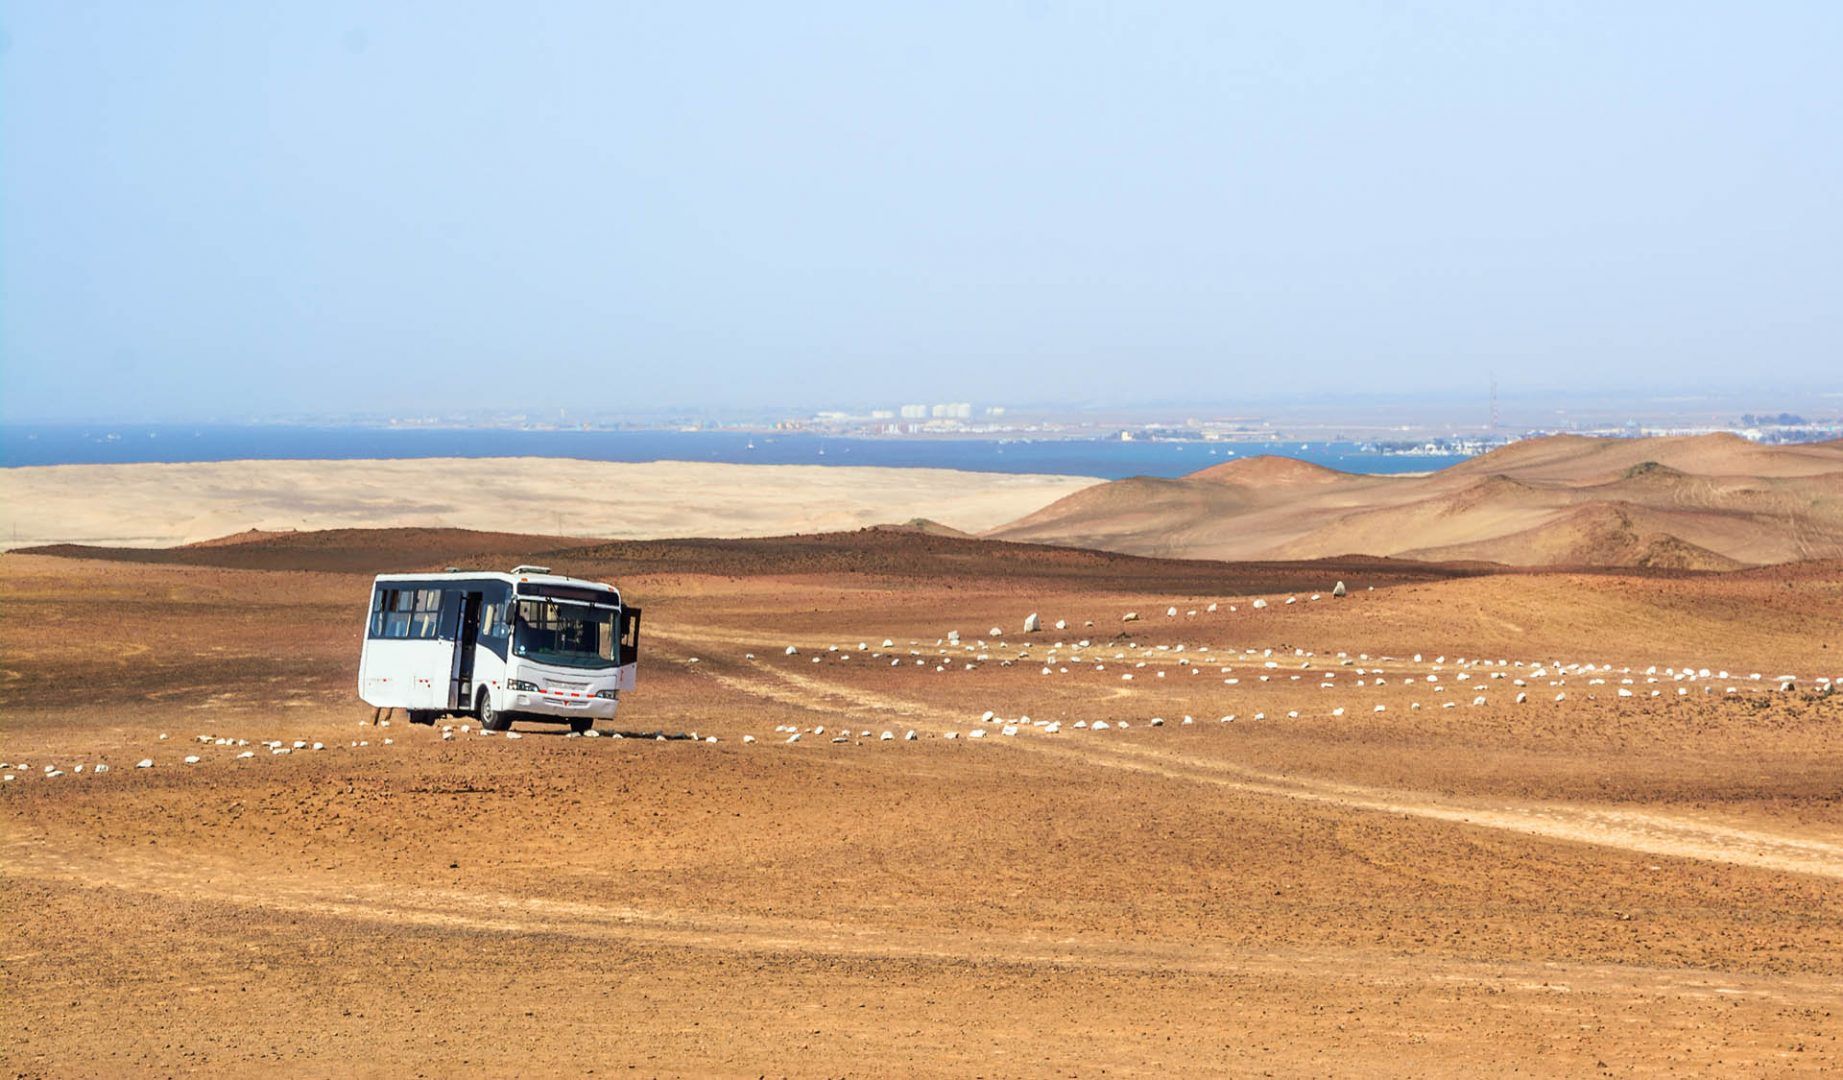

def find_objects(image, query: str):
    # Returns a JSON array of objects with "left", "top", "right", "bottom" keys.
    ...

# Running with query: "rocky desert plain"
[{"left": 3, "top": 434, "right": 1842, "bottom": 1077}]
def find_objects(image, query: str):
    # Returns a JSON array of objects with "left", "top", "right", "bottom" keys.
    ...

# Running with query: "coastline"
[
  {"left": 0, "top": 423, "right": 1474, "bottom": 478},
  {"left": 0, "top": 457, "right": 1103, "bottom": 550}
]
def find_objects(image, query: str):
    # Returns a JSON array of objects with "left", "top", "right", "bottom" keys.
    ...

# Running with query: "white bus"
[{"left": 357, "top": 566, "right": 640, "bottom": 733}]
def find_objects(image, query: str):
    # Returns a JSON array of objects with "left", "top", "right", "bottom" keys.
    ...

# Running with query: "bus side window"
[
  {"left": 409, "top": 589, "right": 442, "bottom": 639},
  {"left": 384, "top": 588, "right": 415, "bottom": 638},
  {"left": 370, "top": 588, "right": 388, "bottom": 636},
  {"left": 480, "top": 601, "right": 507, "bottom": 639}
]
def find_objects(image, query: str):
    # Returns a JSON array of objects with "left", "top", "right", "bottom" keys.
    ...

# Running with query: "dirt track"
[{"left": 4, "top": 530, "right": 1841, "bottom": 1075}]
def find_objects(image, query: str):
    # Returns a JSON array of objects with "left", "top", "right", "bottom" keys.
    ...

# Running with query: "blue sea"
[{"left": 0, "top": 424, "right": 1471, "bottom": 480}]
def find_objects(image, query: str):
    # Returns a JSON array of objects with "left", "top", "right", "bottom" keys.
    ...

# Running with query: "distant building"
[
  {"left": 869, "top": 409, "right": 895, "bottom": 420},
  {"left": 985, "top": 406, "right": 1006, "bottom": 417},
  {"left": 931, "top": 403, "right": 973, "bottom": 419},
  {"left": 900, "top": 404, "right": 928, "bottom": 419}
]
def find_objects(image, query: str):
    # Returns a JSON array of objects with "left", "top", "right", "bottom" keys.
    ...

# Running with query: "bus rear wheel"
[
  {"left": 479, "top": 693, "right": 512, "bottom": 732},
  {"left": 568, "top": 716, "right": 594, "bottom": 735}
]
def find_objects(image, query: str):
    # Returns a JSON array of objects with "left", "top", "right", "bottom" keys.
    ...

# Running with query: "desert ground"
[
  {"left": 0, "top": 458, "right": 1101, "bottom": 549},
  {"left": 3, "top": 523, "right": 1840, "bottom": 1076}
]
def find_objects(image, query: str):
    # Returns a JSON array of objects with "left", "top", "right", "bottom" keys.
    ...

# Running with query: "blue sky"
[{"left": 2, "top": 2, "right": 1839, "bottom": 421}]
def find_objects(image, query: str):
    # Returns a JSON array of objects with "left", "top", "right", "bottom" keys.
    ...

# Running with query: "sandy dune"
[
  {"left": 0, "top": 457, "right": 1101, "bottom": 549},
  {"left": 992, "top": 433, "right": 1843, "bottom": 568}
]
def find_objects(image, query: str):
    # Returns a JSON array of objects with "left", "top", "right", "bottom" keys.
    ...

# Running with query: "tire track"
[
  {"left": 5, "top": 838, "right": 1837, "bottom": 1006},
  {"left": 728, "top": 662, "right": 1843, "bottom": 880}
]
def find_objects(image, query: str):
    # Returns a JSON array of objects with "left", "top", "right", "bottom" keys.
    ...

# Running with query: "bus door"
[
  {"left": 616, "top": 605, "right": 642, "bottom": 690},
  {"left": 447, "top": 591, "right": 484, "bottom": 709}
]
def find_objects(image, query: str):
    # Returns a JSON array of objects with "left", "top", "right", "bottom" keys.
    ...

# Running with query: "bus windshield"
[{"left": 512, "top": 600, "right": 617, "bottom": 669}]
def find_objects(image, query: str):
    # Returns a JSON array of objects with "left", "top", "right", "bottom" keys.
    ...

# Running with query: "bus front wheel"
[{"left": 479, "top": 693, "right": 512, "bottom": 732}]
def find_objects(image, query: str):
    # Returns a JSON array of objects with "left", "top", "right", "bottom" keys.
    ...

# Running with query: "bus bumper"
[{"left": 508, "top": 692, "right": 619, "bottom": 720}]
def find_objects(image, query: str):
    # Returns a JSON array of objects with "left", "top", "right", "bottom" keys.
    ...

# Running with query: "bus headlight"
[
  {"left": 595, "top": 690, "right": 617, "bottom": 700},
  {"left": 508, "top": 680, "right": 540, "bottom": 692}
]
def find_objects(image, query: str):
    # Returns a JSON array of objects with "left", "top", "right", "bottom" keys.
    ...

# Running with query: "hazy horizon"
[
  {"left": 4, "top": 2, "right": 1840, "bottom": 423},
  {"left": 10, "top": 379, "right": 1843, "bottom": 430}
]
